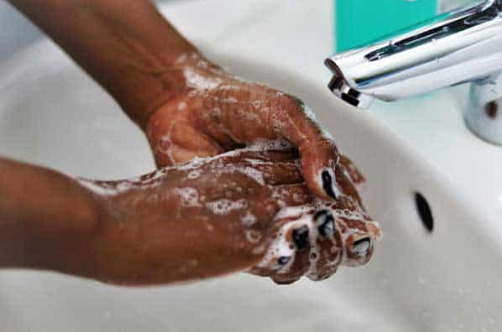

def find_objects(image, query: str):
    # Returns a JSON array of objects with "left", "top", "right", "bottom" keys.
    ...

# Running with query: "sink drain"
[{"left": 414, "top": 192, "right": 434, "bottom": 233}]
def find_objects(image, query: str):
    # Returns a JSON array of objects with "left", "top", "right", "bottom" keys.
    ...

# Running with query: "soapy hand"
[
  {"left": 81, "top": 149, "right": 380, "bottom": 285},
  {"left": 146, "top": 52, "right": 341, "bottom": 202},
  {"left": 4, "top": 0, "right": 381, "bottom": 287},
  {"left": 248, "top": 155, "right": 381, "bottom": 284}
]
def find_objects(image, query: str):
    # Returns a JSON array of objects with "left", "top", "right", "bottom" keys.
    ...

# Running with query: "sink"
[{"left": 0, "top": 39, "right": 501, "bottom": 332}]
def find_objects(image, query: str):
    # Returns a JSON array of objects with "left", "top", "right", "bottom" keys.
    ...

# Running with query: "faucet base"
[{"left": 465, "top": 74, "right": 502, "bottom": 146}]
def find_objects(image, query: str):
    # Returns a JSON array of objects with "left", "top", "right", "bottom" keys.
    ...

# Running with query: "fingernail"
[
  {"left": 351, "top": 237, "right": 372, "bottom": 257},
  {"left": 321, "top": 169, "right": 339, "bottom": 200},
  {"left": 277, "top": 256, "right": 291, "bottom": 266},
  {"left": 315, "top": 210, "right": 335, "bottom": 237},
  {"left": 292, "top": 225, "right": 310, "bottom": 251}
]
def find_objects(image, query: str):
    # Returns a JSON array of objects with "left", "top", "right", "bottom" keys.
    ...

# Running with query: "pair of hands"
[
  {"left": 85, "top": 53, "right": 379, "bottom": 285},
  {"left": 0, "top": 0, "right": 380, "bottom": 288}
]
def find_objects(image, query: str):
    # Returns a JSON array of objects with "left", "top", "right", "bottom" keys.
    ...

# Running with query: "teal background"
[{"left": 335, "top": 0, "right": 437, "bottom": 52}]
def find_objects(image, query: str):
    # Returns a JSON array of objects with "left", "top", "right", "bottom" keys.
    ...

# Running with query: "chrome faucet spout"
[{"left": 326, "top": 0, "right": 502, "bottom": 145}]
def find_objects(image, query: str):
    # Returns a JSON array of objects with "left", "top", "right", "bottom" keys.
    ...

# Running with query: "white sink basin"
[{"left": 0, "top": 40, "right": 501, "bottom": 332}]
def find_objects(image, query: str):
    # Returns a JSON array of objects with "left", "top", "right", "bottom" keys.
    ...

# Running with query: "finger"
[
  {"left": 335, "top": 162, "right": 364, "bottom": 208},
  {"left": 235, "top": 149, "right": 299, "bottom": 163},
  {"left": 205, "top": 149, "right": 298, "bottom": 168},
  {"left": 147, "top": 108, "right": 224, "bottom": 167},
  {"left": 339, "top": 154, "right": 366, "bottom": 185},
  {"left": 251, "top": 210, "right": 312, "bottom": 282},
  {"left": 250, "top": 219, "right": 300, "bottom": 278},
  {"left": 271, "top": 221, "right": 313, "bottom": 284},
  {"left": 196, "top": 85, "right": 340, "bottom": 200},
  {"left": 202, "top": 86, "right": 340, "bottom": 200},
  {"left": 167, "top": 123, "right": 224, "bottom": 165},
  {"left": 344, "top": 233, "right": 376, "bottom": 267},
  {"left": 156, "top": 142, "right": 218, "bottom": 167},
  {"left": 273, "top": 209, "right": 344, "bottom": 283},
  {"left": 240, "top": 161, "right": 303, "bottom": 186},
  {"left": 309, "top": 210, "right": 343, "bottom": 281},
  {"left": 272, "top": 97, "right": 340, "bottom": 201}
]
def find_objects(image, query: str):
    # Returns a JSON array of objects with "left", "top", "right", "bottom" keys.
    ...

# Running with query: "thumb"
[
  {"left": 147, "top": 108, "right": 223, "bottom": 167},
  {"left": 299, "top": 137, "right": 340, "bottom": 201}
]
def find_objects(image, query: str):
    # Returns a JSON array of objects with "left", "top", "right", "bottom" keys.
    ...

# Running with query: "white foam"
[
  {"left": 183, "top": 67, "right": 222, "bottom": 91},
  {"left": 174, "top": 187, "right": 201, "bottom": 207},
  {"left": 300, "top": 103, "right": 318, "bottom": 122},
  {"left": 332, "top": 209, "right": 367, "bottom": 221},
  {"left": 241, "top": 211, "right": 257, "bottom": 226},
  {"left": 224, "top": 96, "right": 238, "bottom": 103},
  {"left": 187, "top": 169, "right": 202, "bottom": 179},
  {"left": 237, "top": 166, "right": 265, "bottom": 185},
  {"left": 245, "top": 230, "right": 262, "bottom": 243},
  {"left": 115, "top": 181, "right": 133, "bottom": 192},
  {"left": 174, "top": 144, "right": 288, "bottom": 173},
  {"left": 177, "top": 102, "right": 187, "bottom": 111},
  {"left": 175, "top": 53, "right": 189, "bottom": 64},
  {"left": 247, "top": 138, "right": 292, "bottom": 151},
  {"left": 218, "top": 85, "right": 241, "bottom": 92},
  {"left": 273, "top": 205, "right": 312, "bottom": 220},
  {"left": 205, "top": 199, "right": 247, "bottom": 215}
]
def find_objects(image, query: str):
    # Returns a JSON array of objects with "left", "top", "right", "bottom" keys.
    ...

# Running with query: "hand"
[
  {"left": 9, "top": 0, "right": 346, "bottom": 202},
  {"left": 5, "top": 0, "right": 381, "bottom": 286},
  {"left": 80, "top": 149, "right": 380, "bottom": 285},
  {"left": 146, "top": 52, "right": 341, "bottom": 202},
  {"left": 248, "top": 155, "right": 381, "bottom": 285}
]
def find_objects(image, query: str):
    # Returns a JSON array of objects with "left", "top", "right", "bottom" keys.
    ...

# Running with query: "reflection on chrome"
[{"left": 326, "top": 0, "right": 502, "bottom": 145}]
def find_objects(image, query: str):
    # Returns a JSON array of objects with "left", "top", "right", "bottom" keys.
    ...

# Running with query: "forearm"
[
  {"left": 0, "top": 159, "right": 261, "bottom": 284},
  {"left": 0, "top": 158, "right": 100, "bottom": 273},
  {"left": 7, "top": 0, "right": 197, "bottom": 127},
  {"left": 84, "top": 181, "right": 263, "bottom": 285}
]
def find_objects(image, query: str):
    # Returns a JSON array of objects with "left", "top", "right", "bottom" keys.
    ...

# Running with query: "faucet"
[{"left": 325, "top": 0, "right": 502, "bottom": 145}]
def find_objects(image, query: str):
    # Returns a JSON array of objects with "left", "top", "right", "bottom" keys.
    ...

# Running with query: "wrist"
[
  {"left": 0, "top": 178, "right": 102, "bottom": 274},
  {"left": 115, "top": 48, "right": 197, "bottom": 129},
  {"left": 137, "top": 52, "right": 226, "bottom": 129}
]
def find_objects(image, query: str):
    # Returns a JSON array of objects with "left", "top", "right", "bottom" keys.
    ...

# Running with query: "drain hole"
[
  {"left": 485, "top": 101, "right": 499, "bottom": 119},
  {"left": 414, "top": 192, "right": 434, "bottom": 233}
]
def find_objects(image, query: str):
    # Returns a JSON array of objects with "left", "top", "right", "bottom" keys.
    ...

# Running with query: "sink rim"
[{"left": 0, "top": 38, "right": 502, "bottom": 332}]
